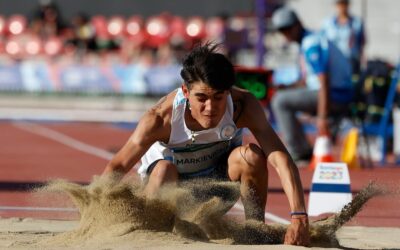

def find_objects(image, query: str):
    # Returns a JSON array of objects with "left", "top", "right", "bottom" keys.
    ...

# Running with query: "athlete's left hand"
[{"left": 284, "top": 216, "right": 310, "bottom": 246}]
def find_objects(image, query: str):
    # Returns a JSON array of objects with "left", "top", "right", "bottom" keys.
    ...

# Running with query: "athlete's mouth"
[
  {"left": 203, "top": 114, "right": 217, "bottom": 119},
  {"left": 203, "top": 112, "right": 218, "bottom": 117}
]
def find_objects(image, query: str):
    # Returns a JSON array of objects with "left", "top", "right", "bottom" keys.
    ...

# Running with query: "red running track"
[{"left": 0, "top": 121, "right": 399, "bottom": 227}]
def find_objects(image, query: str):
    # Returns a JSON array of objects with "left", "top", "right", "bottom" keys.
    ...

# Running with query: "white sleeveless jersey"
[{"left": 138, "top": 88, "right": 242, "bottom": 179}]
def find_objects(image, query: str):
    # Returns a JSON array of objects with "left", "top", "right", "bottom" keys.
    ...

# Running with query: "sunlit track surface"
[{"left": 1, "top": 120, "right": 399, "bottom": 227}]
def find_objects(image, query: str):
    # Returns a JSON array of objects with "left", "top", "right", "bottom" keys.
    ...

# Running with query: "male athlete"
[{"left": 103, "top": 44, "right": 310, "bottom": 246}]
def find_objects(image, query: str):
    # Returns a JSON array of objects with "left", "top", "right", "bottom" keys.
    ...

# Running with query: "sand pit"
[{"left": 1, "top": 176, "right": 399, "bottom": 250}]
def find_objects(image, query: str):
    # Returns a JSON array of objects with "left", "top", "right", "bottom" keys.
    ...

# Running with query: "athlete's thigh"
[{"left": 145, "top": 159, "right": 178, "bottom": 182}]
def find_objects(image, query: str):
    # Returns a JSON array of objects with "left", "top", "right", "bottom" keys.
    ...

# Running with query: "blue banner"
[
  {"left": 0, "top": 64, "right": 24, "bottom": 91},
  {"left": 0, "top": 61, "right": 182, "bottom": 96}
]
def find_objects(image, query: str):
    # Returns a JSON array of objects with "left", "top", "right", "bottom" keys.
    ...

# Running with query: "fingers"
[{"left": 284, "top": 228, "right": 310, "bottom": 246}]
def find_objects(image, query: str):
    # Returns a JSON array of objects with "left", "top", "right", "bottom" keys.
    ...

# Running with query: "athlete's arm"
[
  {"left": 102, "top": 94, "right": 173, "bottom": 176},
  {"left": 233, "top": 88, "right": 309, "bottom": 246}
]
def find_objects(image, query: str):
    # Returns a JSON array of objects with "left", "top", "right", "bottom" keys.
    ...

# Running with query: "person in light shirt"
[
  {"left": 271, "top": 7, "right": 354, "bottom": 163},
  {"left": 321, "top": 0, "right": 366, "bottom": 74}
]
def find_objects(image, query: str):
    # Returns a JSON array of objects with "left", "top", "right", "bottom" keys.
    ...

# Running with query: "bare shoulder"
[
  {"left": 231, "top": 87, "right": 263, "bottom": 127},
  {"left": 146, "top": 89, "right": 176, "bottom": 122},
  {"left": 231, "top": 86, "right": 260, "bottom": 104},
  {"left": 133, "top": 90, "right": 177, "bottom": 144}
]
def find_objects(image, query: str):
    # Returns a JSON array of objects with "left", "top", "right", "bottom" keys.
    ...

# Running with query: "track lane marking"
[
  {"left": 13, "top": 122, "right": 114, "bottom": 160},
  {"left": 0, "top": 206, "right": 78, "bottom": 212},
  {"left": 0, "top": 203, "right": 290, "bottom": 224},
  {"left": 233, "top": 203, "right": 290, "bottom": 224}
]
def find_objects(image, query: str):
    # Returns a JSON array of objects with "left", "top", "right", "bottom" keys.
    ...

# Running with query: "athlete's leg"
[
  {"left": 144, "top": 160, "right": 179, "bottom": 197},
  {"left": 227, "top": 143, "right": 268, "bottom": 221}
]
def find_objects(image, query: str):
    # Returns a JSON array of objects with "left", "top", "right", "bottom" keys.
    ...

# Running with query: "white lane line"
[
  {"left": 13, "top": 122, "right": 114, "bottom": 160},
  {"left": 3, "top": 204, "right": 290, "bottom": 225},
  {"left": 0, "top": 206, "right": 78, "bottom": 212},
  {"left": 233, "top": 203, "right": 290, "bottom": 224},
  {"left": 1, "top": 204, "right": 289, "bottom": 225}
]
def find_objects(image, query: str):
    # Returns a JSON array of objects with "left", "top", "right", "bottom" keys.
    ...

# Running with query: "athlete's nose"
[{"left": 204, "top": 99, "right": 216, "bottom": 114}]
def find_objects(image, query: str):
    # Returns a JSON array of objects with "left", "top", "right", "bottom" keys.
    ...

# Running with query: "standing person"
[
  {"left": 270, "top": 7, "right": 354, "bottom": 163},
  {"left": 103, "top": 43, "right": 310, "bottom": 246},
  {"left": 30, "top": 0, "right": 67, "bottom": 39},
  {"left": 321, "top": 0, "right": 366, "bottom": 75}
]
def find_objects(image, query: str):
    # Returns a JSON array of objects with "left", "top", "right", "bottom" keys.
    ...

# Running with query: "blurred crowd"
[{"left": 0, "top": 0, "right": 268, "bottom": 66}]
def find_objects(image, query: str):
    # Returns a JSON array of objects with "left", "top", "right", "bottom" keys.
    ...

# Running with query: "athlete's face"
[{"left": 182, "top": 82, "right": 229, "bottom": 129}]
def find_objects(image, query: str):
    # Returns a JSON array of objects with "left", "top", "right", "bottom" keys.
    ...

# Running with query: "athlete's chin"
[{"left": 200, "top": 119, "right": 218, "bottom": 129}]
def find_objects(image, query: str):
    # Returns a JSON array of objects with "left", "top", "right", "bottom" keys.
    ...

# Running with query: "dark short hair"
[{"left": 180, "top": 43, "right": 235, "bottom": 91}]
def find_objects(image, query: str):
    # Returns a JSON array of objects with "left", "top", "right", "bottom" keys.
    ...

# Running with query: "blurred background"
[
  {"left": 0, "top": 0, "right": 398, "bottom": 96},
  {"left": 0, "top": 0, "right": 399, "bottom": 162}
]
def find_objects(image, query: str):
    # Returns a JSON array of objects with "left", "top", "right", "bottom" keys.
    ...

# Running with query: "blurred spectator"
[
  {"left": 156, "top": 43, "right": 177, "bottom": 65},
  {"left": 91, "top": 15, "right": 120, "bottom": 53},
  {"left": 321, "top": 0, "right": 366, "bottom": 75},
  {"left": 30, "top": 0, "right": 67, "bottom": 39},
  {"left": 1, "top": 8, "right": 262, "bottom": 68},
  {"left": 270, "top": 7, "right": 354, "bottom": 162},
  {"left": 219, "top": 13, "right": 250, "bottom": 63},
  {"left": 68, "top": 12, "right": 96, "bottom": 53}
]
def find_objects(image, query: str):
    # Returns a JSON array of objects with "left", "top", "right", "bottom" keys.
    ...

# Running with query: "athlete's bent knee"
[
  {"left": 229, "top": 144, "right": 266, "bottom": 176},
  {"left": 150, "top": 160, "right": 178, "bottom": 182},
  {"left": 243, "top": 143, "right": 266, "bottom": 167}
]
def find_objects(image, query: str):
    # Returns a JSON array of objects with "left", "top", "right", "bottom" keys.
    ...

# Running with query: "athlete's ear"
[{"left": 181, "top": 83, "right": 189, "bottom": 98}]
